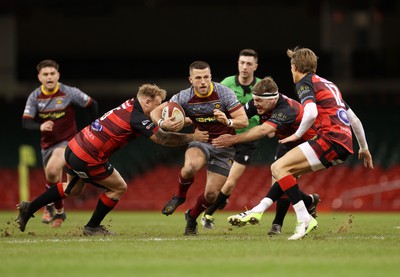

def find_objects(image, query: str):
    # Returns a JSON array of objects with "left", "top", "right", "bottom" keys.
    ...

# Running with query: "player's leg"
[
  {"left": 16, "top": 173, "right": 84, "bottom": 232},
  {"left": 271, "top": 144, "right": 317, "bottom": 240},
  {"left": 204, "top": 161, "right": 246, "bottom": 218},
  {"left": 185, "top": 144, "right": 234, "bottom": 234},
  {"left": 83, "top": 166, "right": 126, "bottom": 236},
  {"left": 162, "top": 145, "right": 206, "bottom": 216},
  {"left": 45, "top": 146, "right": 68, "bottom": 227},
  {"left": 186, "top": 171, "right": 227, "bottom": 234}
]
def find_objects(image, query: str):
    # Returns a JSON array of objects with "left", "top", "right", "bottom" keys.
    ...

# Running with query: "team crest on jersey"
[
  {"left": 91, "top": 119, "right": 103, "bottom": 131},
  {"left": 214, "top": 103, "right": 221, "bottom": 109},
  {"left": 337, "top": 108, "right": 350, "bottom": 126},
  {"left": 298, "top": 86, "right": 310, "bottom": 98},
  {"left": 56, "top": 99, "right": 63, "bottom": 105}
]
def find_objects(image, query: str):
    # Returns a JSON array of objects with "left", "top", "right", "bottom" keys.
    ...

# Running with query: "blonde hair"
[
  {"left": 287, "top": 46, "right": 318, "bottom": 74},
  {"left": 137, "top": 84, "right": 167, "bottom": 101}
]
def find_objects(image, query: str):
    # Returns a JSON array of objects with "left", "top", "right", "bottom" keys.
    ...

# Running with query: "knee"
[
  {"left": 182, "top": 162, "right": 197, "bottom": 177},
  {"left": 270, "top": 162, "right": 280, "bottom": 180},
  {"left": 223, "top": 180, "right": 236, "bottom": 192},
  {"left": 116, "top": 183, "right": 128, "bottom": 196},
  {"left": 204, "top": 190, "right": 218, "bottom": 203},
  {"left": 45, "top": 168, "right": 60, "bottom": 182}
]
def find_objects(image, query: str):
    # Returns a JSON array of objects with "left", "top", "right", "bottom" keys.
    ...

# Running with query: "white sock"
[
  {"left": 293, "top": 201, "right": 310, "bottom": 222},
  {"left": 251, "top": 197, "right": 273, "bottom": 213}
]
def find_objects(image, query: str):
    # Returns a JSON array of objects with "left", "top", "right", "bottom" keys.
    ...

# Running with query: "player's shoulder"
[
  {"left": 214, "top": 82, "right": 234, "bottom": 94},
  {"left": 28, "top": 87, "right": 42, "bottom": 98},
  {"left": 59, "top": 83, "right": 83, "bottom": 94},
  {"left": 220, "top": 75, "right": 236, "bottom": 85},
  {"left": 171, "top": 87, "right": 193, "bottom": 103}
]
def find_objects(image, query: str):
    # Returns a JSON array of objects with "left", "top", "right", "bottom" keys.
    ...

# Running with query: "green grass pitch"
[{"left": 1, "top": 211, "right": 399, "bottom": 277}]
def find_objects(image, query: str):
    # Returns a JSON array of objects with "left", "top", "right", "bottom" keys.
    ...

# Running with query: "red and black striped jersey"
[
  {"left": 22, "top": 83, "right": 93, "bottom": 149},
  {"left": 295, "top": 73, "right": 353, "bottom": 153},
  {"left": 246, "top": 94, "right": 317, "bottom": 149},
  {"left": 68, "top": 98, "right": 158, "bottom": 164},
  {"left": 170, "top": 82, "right": 242, "bottom": 142}
]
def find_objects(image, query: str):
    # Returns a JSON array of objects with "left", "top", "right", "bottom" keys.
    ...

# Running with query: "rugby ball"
[{"left": 161, "top": 102, "right": 185, "bottom": 131}]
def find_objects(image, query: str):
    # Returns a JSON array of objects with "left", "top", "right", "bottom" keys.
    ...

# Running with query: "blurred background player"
[
  {"left": 22, "top": 59, "right": 98, "bottom": 228},
  {"left": 199, "top": 49, "right": 261, "bottom": 229},
  {"left": 213, "top": 76, "right": 320, "bottom": 234},
  {"left": 17, "top": 84, "right": 209, "bottom": 235},
  {"left": 151, "top": 61, "right": 248, "bottom": 235}
]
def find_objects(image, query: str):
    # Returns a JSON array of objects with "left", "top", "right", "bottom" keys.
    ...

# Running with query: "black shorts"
[
  {"left": 274, "top": 143, "right": 292, "bottom": 161},
  {"left": 234, "top": 141, "right": 259, "bottom": 165},
  {"left": 64, "top": 146, "right": 114, "bottom": 182}
]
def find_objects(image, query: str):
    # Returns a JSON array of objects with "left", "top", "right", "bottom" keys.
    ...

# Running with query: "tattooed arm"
[{"left": 150, "top": 128, "right": 209, "bottom": 146}]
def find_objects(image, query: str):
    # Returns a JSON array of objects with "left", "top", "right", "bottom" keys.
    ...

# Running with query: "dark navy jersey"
[{"left": 245, "top": 93, "right": 316, "bottom": 148}]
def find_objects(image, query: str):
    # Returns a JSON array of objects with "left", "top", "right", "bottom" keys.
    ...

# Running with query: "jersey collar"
[
  {"left": 194, "top": 82, "right": 214, "bottom": 98},
  {"left": 41, "top": 83, "right": 60, "bottom": 95}
]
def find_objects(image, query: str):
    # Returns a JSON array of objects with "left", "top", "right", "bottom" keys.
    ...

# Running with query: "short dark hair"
[
  {"left": 239, "top": 49, "right": 258, "bottom": 62},
  {"left": 252, "top": 76, "right": 278, "bottom": 96},
  {"left": 189, "top": 61, "right": 210, "bottom": 75},
  {"left": 36, "top": 59, "right": 59, "bottom": 73}
]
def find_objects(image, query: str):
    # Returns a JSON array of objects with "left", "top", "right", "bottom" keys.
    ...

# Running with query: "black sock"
[
  {"left": 28, "top": 185, "right": 63, "bottom": 216},
  {"left": 86, "top": 197, "right": 117, "bottom": 228},
  {"left": 283, "top": 184, "right": 302, "bottom": 205},
  {"left": 265, "top": 182, "right": 284, "bottom": 201},
  {"left": 301, "top": 191, "right": 312, "bottom": 207},
  {"left": 205, "top": 192, "right": 229, "bottom": 216},
  {"left": 272, "top": 198, "right": 290, "bottom": 226}
]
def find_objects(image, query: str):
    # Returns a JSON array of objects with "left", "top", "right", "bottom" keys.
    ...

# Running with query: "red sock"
[
  {"left": 189, "top": 193, "right": 211, "bottom": 218},
  {"left": 177, "top": 174, "right": 194, "bottom": 198},
  {"left": 46, "top": 182, "right": 64, "bottom": 210}
]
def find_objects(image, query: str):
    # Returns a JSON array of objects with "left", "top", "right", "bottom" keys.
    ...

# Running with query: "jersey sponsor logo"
[
  {"left": 337, "top": 108, "right": 350, "bottom": 126},
  {"left": 83, "top": 127, "right": 96, "bottom": 140},
  {"left": 91, "top": 119, "right": 103, "bottom": 131},
  {"left": 39, "top": 111, "right": 66, "bottom": 119},
  {"left": 195, "top": 116, "right": 217, "bottom": 123}
]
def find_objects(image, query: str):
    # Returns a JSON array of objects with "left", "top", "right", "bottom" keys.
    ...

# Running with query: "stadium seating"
[{"left": 1, "top": 164, "right": 399, "bottom": 212}]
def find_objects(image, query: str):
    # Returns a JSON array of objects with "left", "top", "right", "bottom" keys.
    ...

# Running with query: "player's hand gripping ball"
[{"left": 161, "top": 102, "right": 185, "bottom": 131}]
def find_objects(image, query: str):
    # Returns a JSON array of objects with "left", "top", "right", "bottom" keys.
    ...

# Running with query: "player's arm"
[
  {"left": 212, "top": 123, "right": 277, "bottom": 148},
  {"left": 22, "top": 117, "right": 41, "bottom": 130},
  {"left": 85, "top": 99, "right": 99, "bottom": 122},
  {"left": 347, "top": 107, "right": 374, "bottom": 169},
  {"left": 150, "top": 128, "right": 209, "bottom": 146},
  {"left": 150, "top": 102, "right": 183, "bottom": 132},
  {"left": 279, "top": 102, "right": 317, "bottom": 144},
  {"left": 22, "top": 117, "right": 54, "bottom": 132},
  {"left": 213, "top": 106, "right": 248, "bottom": 129}
]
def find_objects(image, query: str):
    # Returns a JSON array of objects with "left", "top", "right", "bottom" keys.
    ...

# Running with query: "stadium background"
[{"left": 0, "top": 0, "right": 399, "bottom": 212}]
